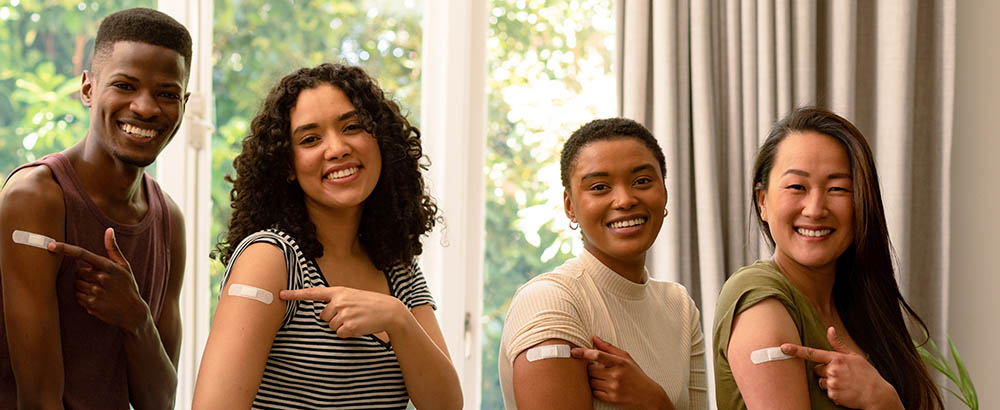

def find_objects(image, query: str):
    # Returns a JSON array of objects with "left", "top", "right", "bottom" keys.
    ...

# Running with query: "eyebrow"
[
  {"left": 108, "top": 73, "right": 182, "bottom": 90},
  {"left": 291, "top": 110, "right": 358, "bottom": 136},
  {"left": 580, "top": 163, "right": 658, "bottom": 181},
  {"left": 782, "top": 169, "right": 852, "bottom": 179}
]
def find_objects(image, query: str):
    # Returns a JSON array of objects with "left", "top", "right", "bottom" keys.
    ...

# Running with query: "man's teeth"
[
  {"left": 608, "top": 218, "right": 646, "bottom": 229},
  {"left": 120, "top": 123, "right": 156, "bottom": 138},
  {"left": 796, "top": 228, "right": 832, "bottom": 237},
  {"left": 325, "top": 167, "right": 359, "bottom": 180}
]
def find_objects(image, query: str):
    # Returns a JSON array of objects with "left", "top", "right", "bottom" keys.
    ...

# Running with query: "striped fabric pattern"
[{"left": 221, "top": 229, "right": 435, "bottom": 409}]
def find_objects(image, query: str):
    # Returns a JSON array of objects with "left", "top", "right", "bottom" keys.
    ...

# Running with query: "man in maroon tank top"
[{"left": 0, "top": 8, "right": 190, "bottom": 409}]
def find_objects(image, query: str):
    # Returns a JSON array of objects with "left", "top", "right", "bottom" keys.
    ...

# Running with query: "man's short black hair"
[
  {"left": 93, "top": 8, "right": 192, "bottom": 74},
  {"left": 559, "top": 117, "right": 666, "bottom": 190}
]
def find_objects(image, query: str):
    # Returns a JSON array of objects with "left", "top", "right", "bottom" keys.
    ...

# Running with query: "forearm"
[
  {"left": 123, "top": 310, "right": 177, "bottom": 410},
  {"left": 389, "top": 311, "right": 462, "bottom": 410}
]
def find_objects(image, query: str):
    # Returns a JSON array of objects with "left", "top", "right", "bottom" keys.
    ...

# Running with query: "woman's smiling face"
[
  {"left": 564, "top": 138, "right": 667, "bottom": 269},
  {"left": 288, "top": 84, "right": 381, "bottom": 215},
  {"left": 758, "top": 130, "right": 855, "bottom": 274}
]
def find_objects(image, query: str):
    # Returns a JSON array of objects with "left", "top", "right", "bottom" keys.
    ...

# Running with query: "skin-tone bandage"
[
  {"left": 751, "top": 347, "right": 794, "bottom": 364},
  {"left": 12, "top": 230, "right": 55, "bottom": 250},
  {"left": 526, "top": 344, "right": 571, "bottom": 362},
  {"left": 227, "top": 284, "right": 274, "bottom": 305}
]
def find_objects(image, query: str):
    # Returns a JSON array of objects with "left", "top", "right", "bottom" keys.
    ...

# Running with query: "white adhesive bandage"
[
  {"left": 12, "top": 230, "right": 55, "bottom": 250},
  {"left": 751, "top": 347, "right": 794, "bottom": 364},
  {"left": 227, "top": 284, "right": 274, "bottom": 304},
  {"left": 526, "top": 344, "right": 571, "bottom": 362}
]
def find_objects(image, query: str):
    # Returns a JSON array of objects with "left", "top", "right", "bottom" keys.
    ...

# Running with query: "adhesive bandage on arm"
[
  {"left": 12, "top": 230, "right": 55, "bottom": 250},
  {"left": 526, "top": 344, "right": 571, "bottom": 362},
  {"left": 227, "top": 284, "right": 274, "bottom": 304},
  {"left": 750, "top": 347, "right": 794, "bottom": 364}
]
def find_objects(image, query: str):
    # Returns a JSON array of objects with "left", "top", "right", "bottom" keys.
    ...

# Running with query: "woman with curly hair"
[{"left": 193, "top": 63, "right": 461, "bottom": 409}]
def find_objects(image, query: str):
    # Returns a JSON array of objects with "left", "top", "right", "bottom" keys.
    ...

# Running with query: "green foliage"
[
  {"left": 0, "top": 0, "right": 153, "bottom": 179},
  {"left": 481, "top": 1, "right": 614, "bottom": 408},
  {"left": 916, "top": 334, "right": 979, "bottom": 409}
]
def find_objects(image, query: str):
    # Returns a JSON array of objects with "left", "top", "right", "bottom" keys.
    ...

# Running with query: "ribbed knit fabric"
[{"left": 499, "top": 249, "right": 707, "bottom": 409}]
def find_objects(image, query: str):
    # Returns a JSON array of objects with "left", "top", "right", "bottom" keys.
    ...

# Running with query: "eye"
[
  {"left": 158, "top": 91, "right": 181, "bottom": 100},
  {"left": 112, "top": 82, "right": 134, "bottom": 91},
  {"left": 634, "top": 176, "right": 653, "bottom": 186},
  {"left": 588, "top": 183, "right": 610, "bottom": 192},
  {"left": 298, "top": 135, "right": 319, "bottom": 145},
  {"left": 344, "top": 123, "right": 364, "bottom": 133},
  {"left": 829, "top": 186, "right": 852, "bottom": 193},
  {"left": 785, "top": 184, "right": 805, "bottom": 191}
]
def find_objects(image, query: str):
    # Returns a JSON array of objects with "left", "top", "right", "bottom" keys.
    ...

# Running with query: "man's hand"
[
  {"left": 570, "top": 336, "right": 675, "bottom": 410},
  {"left": 47, "top": 227, "right": 149, "bottom": 333}
]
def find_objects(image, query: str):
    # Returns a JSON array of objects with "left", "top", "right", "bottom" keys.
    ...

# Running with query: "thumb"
[
  {"left": 104, "top": 227, "right": 129, "bottom": 267},
  {"left": 593, "top": 335, "right": 630, "bottom": 359},
  {"left": 826, "top": 326, "right": 851, "bottom": 354}
]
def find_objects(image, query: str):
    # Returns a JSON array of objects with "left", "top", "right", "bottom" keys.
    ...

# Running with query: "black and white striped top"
[{"left": 221, "top": 229, "right": 436, "bottom": 410}]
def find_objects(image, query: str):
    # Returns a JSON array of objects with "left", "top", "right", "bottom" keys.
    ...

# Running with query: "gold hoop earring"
[
  {"left": 663, "top": 208, "right": 669, "bottom": 217},
  {"left": 569, "top": 220, "right": 579, "bottom": 230}
]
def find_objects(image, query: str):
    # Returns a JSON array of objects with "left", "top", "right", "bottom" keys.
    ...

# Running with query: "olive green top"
[{"left": 712, "top": 260, "right": 847, "bottom": 410}]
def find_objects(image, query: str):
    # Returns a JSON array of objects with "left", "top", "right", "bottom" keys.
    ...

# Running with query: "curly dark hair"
[
  {"left": 94, "top": 8, "right": 192, "bottom": 73},
  {"left": 216, "top": 63, "right": 439, "bottom": 271},
  {"left": 559, "top": 117, "right": 666, "bottom": 191}
]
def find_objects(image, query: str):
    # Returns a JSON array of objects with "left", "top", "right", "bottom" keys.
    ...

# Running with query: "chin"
[{"left": 113, "top": 150, "right": 156, "bottom": 168}]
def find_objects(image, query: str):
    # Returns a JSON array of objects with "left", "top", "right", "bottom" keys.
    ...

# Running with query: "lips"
[
  {"left": 607, "top": 216, "right": 647, "bottom": 229},
  {"left": 324, "top": 166, "right": 359, "bottom": 180},
  {"left": 795, "top": 227, "right": 833, "bottom": 237},
  {"left": 118, "top": 122, "right": 157, "bottom": 139}
]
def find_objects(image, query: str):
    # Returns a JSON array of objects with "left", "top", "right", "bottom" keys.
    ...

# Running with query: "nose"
[
  {"left": 129, "top": 90, "right": 161, "bottom": 119},
  {"left": 802, "top": 190, "right": 828, "bottom": 218},
  {"left": 323, "top": 132, "right": 352, "bottom": 160},
  {"left": 612, "top": 187, "right": 638, "bottom": 210}
]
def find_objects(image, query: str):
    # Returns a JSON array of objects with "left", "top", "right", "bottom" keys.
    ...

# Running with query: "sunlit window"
[{"left": 481, "top": 0, "right": 615, "bottom": 407}]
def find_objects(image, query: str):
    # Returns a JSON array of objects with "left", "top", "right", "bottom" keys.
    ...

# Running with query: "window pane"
[
  {"left": 210, "top": 0, "right": 424, "bottom": 317},
  {"left": 0, "top": 0, "right": 154, "bottom": 179},
  {"left": 482, "top": 0, "right": 615, "bottom": 408}
]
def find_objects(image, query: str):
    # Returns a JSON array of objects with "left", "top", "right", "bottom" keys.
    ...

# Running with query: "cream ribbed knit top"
[{"left": 499, "top": 249, "right": 707, "bottom": 409}]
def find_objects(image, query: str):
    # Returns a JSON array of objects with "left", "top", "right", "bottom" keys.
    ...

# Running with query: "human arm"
[
  {"left": 46, "top": 226, "right": 180, "bottom": 409},
  {"left": 727, "top": 298, "right": 811, "bottom": 410},
  {"left": 513, "top": 339, "right": 593, "bottom": 409},
  {"left": 126, "top": 196, "right": 185, "bottom": 409},
  {"left": 277, "top": 286, "right": 463, "bottom": 410},
  {"left": 569, "top": 336, "right": 673, "bottom": 410},
  {"left": 192, "top": 243, "right": 288, "bottom": 409},
  {"left": 781, "top": 327, "right": 904, "bottom": 410},
  {"left": 0, "top": 168, "right": 67, "bottom": 409}
]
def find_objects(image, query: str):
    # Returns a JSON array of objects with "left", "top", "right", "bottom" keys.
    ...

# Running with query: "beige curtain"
[{"left": 616, "top": 0, "right": 955, "bottom": 406}]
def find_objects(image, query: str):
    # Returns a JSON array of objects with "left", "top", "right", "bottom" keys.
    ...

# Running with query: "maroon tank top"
[{"left": 0, "top": 153, "right": 171, "bottom": 409}]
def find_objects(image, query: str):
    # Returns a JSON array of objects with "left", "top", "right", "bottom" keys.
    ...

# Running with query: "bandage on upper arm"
[
  {"left": 12, "top": 230, "right": 54, "bottom": 249},
  {"left": 751, "top": 347, "right": 793, "bottom": 364},
  {"left": 227, "top": 284, "right": 274, "bottom": 304},
  {"left": 526, "top": 344, "right": 571, "bottom": 362}
]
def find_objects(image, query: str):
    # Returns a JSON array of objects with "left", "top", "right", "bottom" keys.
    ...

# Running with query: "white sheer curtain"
[{"left": 616, "top": 0, "right": 955, "bottom": 406}]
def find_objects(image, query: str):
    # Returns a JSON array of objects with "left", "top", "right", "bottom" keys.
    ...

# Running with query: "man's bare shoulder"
[{"left": 1, "top": 165, "right": 66, "bottom": 222}]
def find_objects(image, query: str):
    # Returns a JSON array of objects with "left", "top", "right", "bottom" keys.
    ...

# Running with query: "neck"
[
  {"left": 65, "top": 137, "right": 146, "bottom": 206},
  {"left": 773, "top": 250, "right": 837, "bottom": 316},
  {"left": 306, "top": 201, "right": 364, "bottom": 259},
  {"left": 584, "top": 244, "right": 647, "bottom": 284}
]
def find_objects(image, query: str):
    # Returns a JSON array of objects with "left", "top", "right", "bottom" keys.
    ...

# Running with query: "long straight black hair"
[{"left": 751, "top": 107, "right": 943, "bottom": 410}]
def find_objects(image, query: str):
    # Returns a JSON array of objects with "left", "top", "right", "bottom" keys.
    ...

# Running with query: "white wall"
[{"left": 950, "top": 0, "right": 1000, "bottom": 407}]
